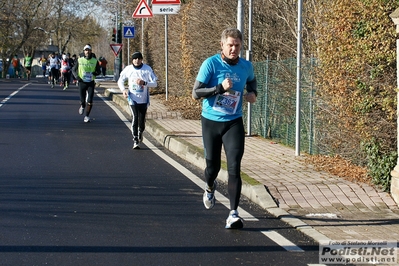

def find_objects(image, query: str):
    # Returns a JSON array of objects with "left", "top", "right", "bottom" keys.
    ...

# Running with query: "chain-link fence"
[{"left": 243, "top": 58, "right": 318, "bottom": 154}]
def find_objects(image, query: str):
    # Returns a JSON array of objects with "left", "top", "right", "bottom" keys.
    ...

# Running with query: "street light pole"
[
  {"left": 246, "top": 0, "right": 253, "bottom": 136},
  {"left": 295, "top": 0, "right": 303, "bottom": 156},
  {"left": 237, "top": 0, "right": 244, "bottom": 57}
]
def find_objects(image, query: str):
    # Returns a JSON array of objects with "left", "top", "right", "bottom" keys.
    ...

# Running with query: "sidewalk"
[{"left": 99, "top": 81, "right": 399, "bottom": 243}]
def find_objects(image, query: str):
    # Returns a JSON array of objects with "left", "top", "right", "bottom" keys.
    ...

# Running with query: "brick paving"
[{"left": 100, "top": 81, "right": 399, "bottom": 243}]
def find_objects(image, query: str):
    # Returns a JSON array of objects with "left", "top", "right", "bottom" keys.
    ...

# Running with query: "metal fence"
[{"left": 243, "top": 57, "right": 317, "bottom": 154}]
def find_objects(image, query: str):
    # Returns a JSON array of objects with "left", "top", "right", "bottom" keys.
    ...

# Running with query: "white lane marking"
[
  {"left": 95, "top": 90, "right": 131, "bottom": 128},
  {"left": 262, "top": 230, "right": 304, "bottom": 252},
  {"left": 0, "top": 84, "right": 30, "bottom": 108}
]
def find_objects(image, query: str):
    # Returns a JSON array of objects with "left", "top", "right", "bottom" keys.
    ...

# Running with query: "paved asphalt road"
[{"left": 0, "top": 78, "right": 323, "bottom": 266}]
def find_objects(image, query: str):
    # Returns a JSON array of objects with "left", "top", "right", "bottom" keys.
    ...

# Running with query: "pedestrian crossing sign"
[{"left": 123, "top": 26, "right": 135, "bottom": 38}]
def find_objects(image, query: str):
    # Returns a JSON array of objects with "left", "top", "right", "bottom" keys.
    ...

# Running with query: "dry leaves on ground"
[{"left": 303, "top": 154, "right": 372, "bottom": 186}]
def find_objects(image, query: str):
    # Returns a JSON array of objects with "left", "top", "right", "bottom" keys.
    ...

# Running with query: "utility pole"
[
  {"left": 237, "top": 0, "right": 244, "bottom": 57},
  {"left": 113, "top": 8, "right": 123, "bottom": 81},
  {"left": 113, "top": 11, "right": 119, "bottom": 81},
  {"left": 246, "top": 0, "right": 253, "bottom": 136},
  {"left": 295, "top": 0, "right": 303, "bottom": 156}
]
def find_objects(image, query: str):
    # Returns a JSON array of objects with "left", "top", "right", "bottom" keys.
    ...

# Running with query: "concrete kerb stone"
[
  {"left": 266, "top": 207, "right": 332, "bottom": 242},
  {"left": 102, "top": 87, "right": 330, "bottom": 244},
  {"left": 249, "top": 184, "right": 279, "bottom": 209},
  {"left": 298, "top": 227, "right": 332, "bottom": 243}
]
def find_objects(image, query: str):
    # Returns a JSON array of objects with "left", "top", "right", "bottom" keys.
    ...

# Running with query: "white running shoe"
[
  {"left": 225, "top": 210, "right": 244, "bottom": 229},
  {"left": 84, "top": 116, "right": 90, "bottom": 123},
  {"left": 133, "top": 141, "right": 140, "bottom": 149},
  {"left": 203, "top": 180, "right": 217, "bottom": 209},
  {"left": 79, "top": 106, "right": 84, "bottom": 115}
]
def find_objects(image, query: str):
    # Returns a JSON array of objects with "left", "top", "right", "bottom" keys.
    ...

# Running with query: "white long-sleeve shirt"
[
  {"left": 117, "top": 64, "right": 157, "bottom": 105},
  {"left": 49, "top": 56, "right": 60, "bottom": 69}
]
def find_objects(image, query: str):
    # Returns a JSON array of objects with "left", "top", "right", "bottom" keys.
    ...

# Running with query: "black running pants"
[
  {"left": 129, "top": 103, "right": 147, "bottom": 139},
  {"left": 201, "top": 116, "right": 245, "bottom": 210}
]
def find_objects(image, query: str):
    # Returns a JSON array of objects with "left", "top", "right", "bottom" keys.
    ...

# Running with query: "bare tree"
[{"left": 0, "top": 0, "right": 45, "bottom": 76}]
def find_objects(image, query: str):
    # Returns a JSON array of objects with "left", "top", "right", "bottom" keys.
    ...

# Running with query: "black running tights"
[{"left": 201, "top": 116, "right": 245, "bottom": 210}]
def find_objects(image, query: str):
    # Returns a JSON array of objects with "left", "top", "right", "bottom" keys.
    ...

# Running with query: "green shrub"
[{"left": 362, "top": 138, "right": 397, "bottom": 191}]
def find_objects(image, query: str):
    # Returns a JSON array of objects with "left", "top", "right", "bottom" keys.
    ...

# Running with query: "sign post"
[
  {"left": 110, "top": 43, "right": 123, "bottom": 81},
  {"left": 152, "top": 0, "right": 180, "bottom": 3},
  {"left": 152, "top": 5, "right": 180, "bottom": 15},
  {"left": 123, "top": 26, "right": 135, "bottom": 38},
  {"left": 132, "top": 0, "right": 153, "bottom": 18},
  {"left": 152, "top": 0, "right": 181, "bottom": 100},
  {"left": 132, "top": 0, "right": 153, "bottom": 77},
  {"left": 110, "top": 44, "right": 123, "bottom": 57},
  {"left": 123, "top": 26, "right": 135, "bottom": 61}
]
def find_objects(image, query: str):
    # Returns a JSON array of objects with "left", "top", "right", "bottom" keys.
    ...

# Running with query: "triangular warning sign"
[
  {"left": 110, "top": 44, "right": 123, "bottom": 57},
  {"left": 152, "top": 0, "right": 181, "bottom": 4},
  {"left": 133, "top": 0, "right": 153, "bottom": 18}
]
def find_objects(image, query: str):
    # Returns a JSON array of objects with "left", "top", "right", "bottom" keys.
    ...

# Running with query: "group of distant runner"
[
  {"left": 10, "top": 53, "right": 108, "bottom": 90},
  {"left": 10, "top": 54, "right": 30, "bottom": 80}
]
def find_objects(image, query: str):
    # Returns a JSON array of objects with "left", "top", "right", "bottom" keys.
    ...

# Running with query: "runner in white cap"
[{"left": 72, "top": 44, "right": 101, "bottom": 123}]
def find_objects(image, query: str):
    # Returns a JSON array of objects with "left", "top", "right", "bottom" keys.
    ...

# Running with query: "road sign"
[
  {"left": 132, "top": 0, "right": 153, "bottom": 18},
  {"left": 152, "top": 0, "right": 181, "bottom": 4},
  {"left": 110, "top": 44, "right": 123, "bottom": 57},
  {"left": 123, "top": 26, "right": 135, "bottom": 38},
  {"left": 152, "top": 5, "right": 180, "bottom": 14}
]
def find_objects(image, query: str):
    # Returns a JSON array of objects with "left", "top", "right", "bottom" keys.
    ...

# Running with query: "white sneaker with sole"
[
  {"left": 133, "top": 141, "right": 140, "bottom": 149},
  {"left": 84, "top": 116, "right": 90, "bottom": 123},
  {"left": 203, "top": 180, "right": 217, "bottom": 209},
  {"left": 225, "top": 210, "right": 244, "bottom": 229},
  {"left": 79, "top": 106, "right": 84, "bottom": 115}
]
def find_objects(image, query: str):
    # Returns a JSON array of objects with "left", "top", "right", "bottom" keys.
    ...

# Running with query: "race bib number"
[
  {"left": 83, "top": 72, "right": 93, "bottom": 82},
  {"left": 212, "top": 90, "right": 240, "bottom": 115},
  {"left": 130, "top": 84, "right": 144, "bottom": 92}
]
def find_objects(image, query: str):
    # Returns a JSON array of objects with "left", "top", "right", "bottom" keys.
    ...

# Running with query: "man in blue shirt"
[{"left": 192, "top": 28, "right": 257, "bottom": 229}]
